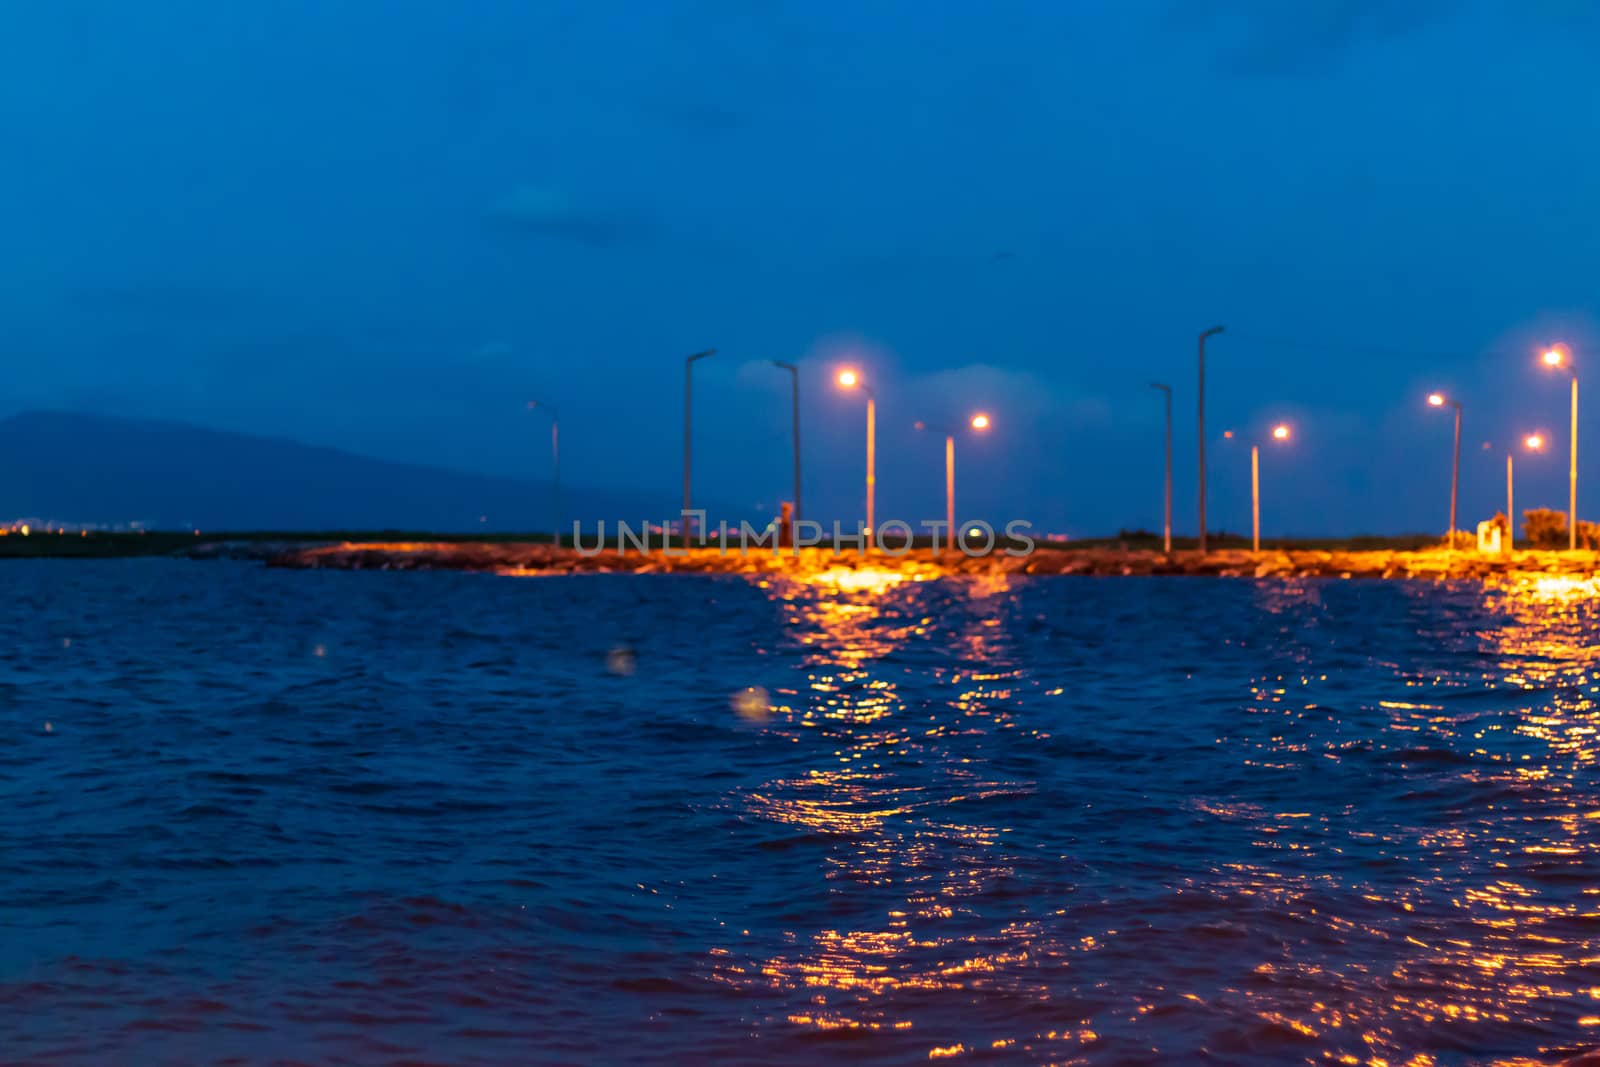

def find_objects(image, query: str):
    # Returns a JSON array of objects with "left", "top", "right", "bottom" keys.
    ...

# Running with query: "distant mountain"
[{"left": 0, "top": 411, "right": 669, "bottom": 532}]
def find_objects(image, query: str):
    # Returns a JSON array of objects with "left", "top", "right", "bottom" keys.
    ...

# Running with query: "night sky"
[{"left": 4, "top": 1, "right": 1598, "bottom": 536}]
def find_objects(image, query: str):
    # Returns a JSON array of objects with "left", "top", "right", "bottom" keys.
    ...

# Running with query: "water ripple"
[{"left": 4, "top": 562, "right": 1600, "bottom": 1063}]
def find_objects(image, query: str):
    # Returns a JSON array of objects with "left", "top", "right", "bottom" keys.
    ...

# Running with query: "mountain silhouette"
[{"left": 0, "top": 410, "right": 668, "bottom": 532}]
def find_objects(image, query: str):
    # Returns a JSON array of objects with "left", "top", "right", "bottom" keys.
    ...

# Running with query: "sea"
[{"left": 4, "top": 560, "right": 1600, "bottom": 1065}]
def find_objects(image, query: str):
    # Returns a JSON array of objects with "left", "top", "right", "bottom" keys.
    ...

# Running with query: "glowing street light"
[
  {"left": 836, "top": 368, "right": 876, "bottom": 544},
  {"left": 1507, "top": 433, "right": 1547, "bottom": 553},
  {"left": 1252, "top": 423, "right": 1292, "bottom": 553},
  {"left": 1540, "top": 344, "right": 1578, "bottom": 550},
  {"left": 526, "top": 400, "right": 560, "bottom": 542},
  {"left": 1426, "top": 392, "right": 1463, "bottom": 545},
  {"left": 915, "top": 413, "right": 992, "bottom": 551}
]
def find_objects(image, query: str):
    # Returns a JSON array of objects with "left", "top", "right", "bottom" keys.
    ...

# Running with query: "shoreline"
[
  {"left": 263, "top": 541, "right": 1600, "bottom": 580},
  {"left": 8, "top": 534, "right": 1597, "bottom": 581}
]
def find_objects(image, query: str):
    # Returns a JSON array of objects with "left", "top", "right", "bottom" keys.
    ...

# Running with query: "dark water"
[{"left": 5, "top": 561, "right": 1600, "bottom": 1065}]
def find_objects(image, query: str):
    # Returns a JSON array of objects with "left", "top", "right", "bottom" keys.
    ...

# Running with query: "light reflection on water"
[
  {"left": 8, "top": 563, "right": 1600, "bottom": 1063},
  {"left": 725, "top": 568, "right": 1055, "bottom": 1050},
  {"left": 712, "top": 572, "right": 1600, "bottom": 1064}
]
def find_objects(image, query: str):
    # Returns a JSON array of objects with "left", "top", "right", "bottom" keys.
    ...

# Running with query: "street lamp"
[
  {"left": 1427, "top": 392, "right": 1463, "bottom": 545},
  {"left": 771, "top": 361, "right": 802, "bottom": 536},
  {"left": 1508, "top": 433, "right": 1547, "bottom": 552},
  {"left": 683, "top": 348, "right": 717, "bottom": 543},
  {"left": 1150, "top": 382, "right": 1173, "bottom": 553},
  {"left": 1252, "top": 423, "right": 1291, "bottom": 553},
  {"left": 915, "top": 413, "right": 992, "bottom": 551},
  {"left": 1540, "top": 345, "right": 1578, "bottom": 550},
  {"left": 526, "top": 400, "right": 559, "bottom": 543},
  {"left": 1197, "top": 324, "right": 1225, "bottom": 553},
  {"left": 836, "top": 368, "right": 875, "bottom": 544}
]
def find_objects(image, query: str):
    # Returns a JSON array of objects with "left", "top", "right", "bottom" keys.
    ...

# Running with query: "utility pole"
[
  {"left": 682, "top": 349, "right": 717, "bottom": 542},
  {"left": 1197, "top": 325, "right": 1224, "bottom": 553},
  {"left": 1150, "top": 382, "right": 1173, "bottom": 553}
]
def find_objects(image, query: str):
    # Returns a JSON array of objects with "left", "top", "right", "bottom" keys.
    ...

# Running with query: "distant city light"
[{"left": 1223, "top": 430, "right": 1234, "bottom": 439}]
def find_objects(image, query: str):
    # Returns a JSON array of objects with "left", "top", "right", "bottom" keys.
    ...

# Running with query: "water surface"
[{"left": 3, "top": 561, "right": 1599, "bottom": 1064}]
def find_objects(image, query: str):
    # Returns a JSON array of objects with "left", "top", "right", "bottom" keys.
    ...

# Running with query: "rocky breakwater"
[{"left": 266, "top": 541, "right": 1600, "bottom": 580}]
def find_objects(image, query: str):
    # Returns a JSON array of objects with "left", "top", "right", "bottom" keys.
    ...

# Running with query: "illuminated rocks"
[{"left": 268, "top": 542, "right": 1600, "bottom": 581}]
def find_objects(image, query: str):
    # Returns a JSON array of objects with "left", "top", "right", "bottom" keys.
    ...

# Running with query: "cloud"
[
  {"left": 1178, "top": 0, "right": 1460, "bottom": 77},
  {"left": 485, "top": 184, "right": 647, "bottom": 247},
  {"left": 734, "top": 358, "right": 794, "bottom": 392},
  {"left": 902, "top": 363, "right": 1114, "bottom": 433},
  {"left": 70, "top": 281, "right": 257, "bottom": 321},
  {"left": 654, "top": 99, "right": 751, "bottom": 137},
  {"left": 467, "top": 340, "right": 515, "bottom": 363}
]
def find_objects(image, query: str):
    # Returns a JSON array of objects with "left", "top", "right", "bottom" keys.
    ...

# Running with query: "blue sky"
[{"left": 3, "top": 0, "right": 1599, "bottom": 535}]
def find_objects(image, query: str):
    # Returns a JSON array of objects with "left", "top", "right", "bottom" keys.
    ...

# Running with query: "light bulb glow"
[
  {"left": 836, "top": 369, "right": 859, "bottom": 388},
  {"left": 1526, "top": 434, "right": 1545, "bottom": 451},
  {"left": 1428, "top": 393, "right": 1445, "bottom": 406},
  {"left": 970, "top": 413, "right": 990, "bottom": 430},
  {"left": 1272, "top": 424, "right": 1291, "bottom": 441},
  {"left": 1543, "top": 347, "right": 1567, "bottom": 368}
]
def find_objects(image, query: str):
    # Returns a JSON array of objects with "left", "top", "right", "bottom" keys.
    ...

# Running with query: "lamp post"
[
  {"left": 836, "top": 369, "right": 875, "bottom": 545},
  {"left": 1427, "top": 392, "right": 1463, "bottom": 544},
  {"left": 915, "top": 413, "right": 991, "bottom": 552},
  {"left": 1197, "top": 324, "right": 1225, "bottom": 554},
  {"left": 772, "top": 361, "right": 802, "bottom": 536},
  {"left": 683, "top": 348, "right": 717, "bottom": 543},
  {"left": 526, "top": 400, "right": 560, "bottom": 543},
  {"left": 1151, "top": 382, "right": 1173, "bottom": 553},
  {"left": 1252, "top": 423, "right": 1292, "bottom": 553},
  {"left": 1542, "top": 346, "right": 1578, "bottom": 550},
  {"left": 1510, "top": 433, "right": 1547, "bottom": 552}
]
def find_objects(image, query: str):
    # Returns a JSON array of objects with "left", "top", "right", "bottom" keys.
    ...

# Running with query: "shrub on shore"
[{"left": 1523, "top": 507, "right": 1600, "bottom": 549}]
